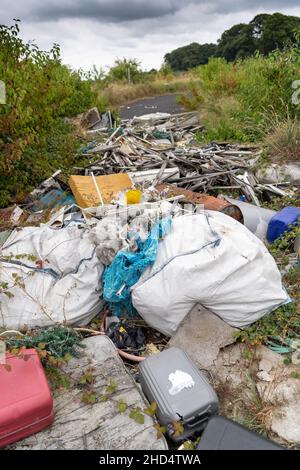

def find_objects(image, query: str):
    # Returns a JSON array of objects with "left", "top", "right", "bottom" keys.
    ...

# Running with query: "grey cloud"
[
  {"left": 1, "top": 0, "right": 300, "bottom": 72},
  {"left": 202, "top": 0, "right": 300, "bottom": 15},
  {"left": 7, "top": 0, "right": 300, "bottom": 25},
  {"left": 30, "top": 0, "right": 197, "bottom": 23},
  {"left": 2, "top": 0, "right": 300, "bottom": 26}
]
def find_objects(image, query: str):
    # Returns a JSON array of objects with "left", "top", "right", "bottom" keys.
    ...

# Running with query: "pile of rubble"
[
  {"left": 0, "top": 108, "right": 299, "bottom": 450},
  {"left": 75, "top": 111, "right": 291, "bottom": 203},
  {"left": 2, "top": 109, "right": 297, "bottom": 232}
]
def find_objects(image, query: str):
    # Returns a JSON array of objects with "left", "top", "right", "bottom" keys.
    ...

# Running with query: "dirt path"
[{"left": 119, "top": 93, "right": 185, "bottom": 119}]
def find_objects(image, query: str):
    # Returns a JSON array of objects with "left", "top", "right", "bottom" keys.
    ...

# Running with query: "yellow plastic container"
[{"left": 126, "top": 189, "right": 142, "bottom": 205}]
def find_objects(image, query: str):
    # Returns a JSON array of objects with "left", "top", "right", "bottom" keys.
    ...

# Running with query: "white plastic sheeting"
[
  {"left": 256, "top": 163, "right": 300, "bottom": 185},
  {"left": 132, "top": 211, "right": 289, "bottom": 336},
  {"left": 0, "top": 223, "right": 103, "bottom": 329}
]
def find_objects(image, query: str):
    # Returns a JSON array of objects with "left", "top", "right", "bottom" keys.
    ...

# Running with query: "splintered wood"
[{"left": 73, "top": 111, "right": 288, "bottom": 206}]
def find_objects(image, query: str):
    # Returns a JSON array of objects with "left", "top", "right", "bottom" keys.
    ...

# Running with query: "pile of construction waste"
[
  {"left": 0, "top": 108, "right": 299, "bottom": 329},
  {"left": 0, "top": 108, "right": 299, "bottom": 450}
]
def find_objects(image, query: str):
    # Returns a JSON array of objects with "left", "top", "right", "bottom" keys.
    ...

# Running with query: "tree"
[
  {"left": 164, "top": 42, "right": 217, "bottom": 71},
  {"left": 216, "top": 23, "right": 257, "bottom": 61},
  {"left": 198, "top": 44, "right": 218, "bottom": 65},
  {"left": 252, "top": 12, "right": 300, "bottom": 55},
  {"left": 0, "top": 21, "right": 97, "bottom": 206},
  {"left": 164, "top": 12, "right": 300, "bottom": 69},
  {"left": 250, "top": 13, "right": 270, "bottom": 39}
]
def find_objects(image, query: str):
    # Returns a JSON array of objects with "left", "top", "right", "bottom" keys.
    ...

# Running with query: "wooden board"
[{"left": 69, "top": 174, "right": 132, "bottom": 208}]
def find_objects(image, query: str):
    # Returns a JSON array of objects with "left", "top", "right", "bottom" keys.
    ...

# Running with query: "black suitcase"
[{"left": 197, "top": 416, "right": 283, "bottom": 450}]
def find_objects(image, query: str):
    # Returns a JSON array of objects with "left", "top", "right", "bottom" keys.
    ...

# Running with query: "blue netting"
[{"left": 103, "top": 217, "right": 172, "bottom": 316}]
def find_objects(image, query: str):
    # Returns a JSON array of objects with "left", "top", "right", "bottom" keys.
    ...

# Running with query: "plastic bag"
[{"left": 103, "top": 217, "right": 172, "bottom": 316}]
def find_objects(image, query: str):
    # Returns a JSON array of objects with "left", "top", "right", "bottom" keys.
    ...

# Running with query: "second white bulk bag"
[{"left": 131, "top": 211, "right": 289, "bottom": 336}]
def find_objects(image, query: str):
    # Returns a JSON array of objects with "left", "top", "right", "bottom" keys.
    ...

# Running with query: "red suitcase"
[{"left": 0, "top": 348, "right": 54, "bottom": 448}]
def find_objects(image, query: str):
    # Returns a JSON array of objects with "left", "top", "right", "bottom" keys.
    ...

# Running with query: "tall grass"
[
  {"left": 263, "top": 115, "right": 300, "bottom": 163},
  {"left": 95, "top": 74, "right": 193, "bottom": 108},
  {"left": 181, "top": 49, "right": 300, "bottom": 148}
]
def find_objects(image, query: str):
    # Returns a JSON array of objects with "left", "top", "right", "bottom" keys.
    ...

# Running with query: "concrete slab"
[
  {"left": 13, "top": 336, "right": 168, "bottom": 450},
  {"left": 168, "top": 305, "right": 237, "bottom": 369}
]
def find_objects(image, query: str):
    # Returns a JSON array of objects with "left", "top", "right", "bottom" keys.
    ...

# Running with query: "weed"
[
  {"left": 261, "top": 194, "right": 300, "bottom": 212},
  {"left": 78, "top": 369, "right": 95, "bottom": 385},
  {"left": 118, "top": 400, "right": 128, "bottom": 413},
  {"left": 263, "top": 116, "right": 300, "bottom": 163},
  {"left": 291, "top": 371, "right": 300, "bottom": 379},
  {"left": 45, "top": 365, "right": 71, "bottom": 391},
  {"left": 82, "top": 391, "right": 97, "bottom": 405},
  {"left": 5, "top": 326, "right": 83, "bottom": 360},
  {"left": 129, "top": 407, "right": 145, "bottom": 425},
  {"left": 237, "top": 374, "right": 273, "bottom": 436},
  {"left": 235, "top": 210, "right": 300, "bottom": 348}
]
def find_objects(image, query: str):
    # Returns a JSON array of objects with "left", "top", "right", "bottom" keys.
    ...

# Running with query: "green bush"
[
  {"left": 195, "top": 57, "right": 244, "bottom": 96},
  {"left": 183, "top": 42, "right": 300, "bottom": 143},
  {"left": 0, "top": 21, "right": 98, "bottom": 207},
  {"left": 106, "top": 58, "right": 143, "bottom": 84}
]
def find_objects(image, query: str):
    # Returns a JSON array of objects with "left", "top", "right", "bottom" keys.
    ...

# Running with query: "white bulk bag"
[
  {"left": 132, "top": 212, "right": 289, "bottom": 336},
  {"left": 0, "top": 223, "right": 103, "bottom": 329}
]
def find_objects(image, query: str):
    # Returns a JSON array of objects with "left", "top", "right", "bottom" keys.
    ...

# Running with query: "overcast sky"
[{"left": 1, "top": 1, "right": 300, "bottom": 71}]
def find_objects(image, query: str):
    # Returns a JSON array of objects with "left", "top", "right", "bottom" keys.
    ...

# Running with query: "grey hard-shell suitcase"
[
  {"left": 139, "top": 347, "right": 219, "bottom": 442},
  {"left": 197, "top": 416, "right": 283, "bottom": 450}
]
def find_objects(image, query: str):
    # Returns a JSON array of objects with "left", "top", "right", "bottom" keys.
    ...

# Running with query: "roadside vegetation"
[
  {"left": 91, "top": 58, "right": 193, "bottom": 109},
  {"left": 0, "top": 21, "right": 99, "bottom": 207},
  {"left": 95, "top": 73, "right": 192, "bottom": 109},
  {"left": 0, "top": 22, "right": 191, "bottom": 208},
  {"left": 174, "top": 24, "right": 300, "bottom": 355},
  {"left": 180, "top": 43, "right": 300, "bottom": 147}
]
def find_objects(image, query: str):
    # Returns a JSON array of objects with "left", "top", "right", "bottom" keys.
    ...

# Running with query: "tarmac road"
[{"left": 119, "top": 93, "right": 185, "bottom": 120}]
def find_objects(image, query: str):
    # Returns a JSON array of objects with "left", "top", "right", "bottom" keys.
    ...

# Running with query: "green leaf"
[
  {"left": 134, "top": 412, "right": 145, "bottom": 425},
  {"left": 118, "top": 400, "right": 128, "bottom": 413},
  {"left": 85, "top": 373, "right": 94, "bottom": 384},
  {"left": 81, "top": 392, "right": 97, "bottom": 405},
  {"left": 144, "top": 401, "right": 157, "bottom": 416},
  {"left": 4, "top": 291, "right": 14, "bottom": 299},
  {"left": 79, "top": 371, "right": 94, "bottom": 385},
  {"left": 99, "top": 395, "right": 108, "bottom": 402},
  {"left": 106, "top": 379, "right": 118, "bottom": 395},
  {"left": 10, "top": 348, "right": 19, "bottom": 356},
  {"left": 63, "top": 353, "right": 72, "bottom": 363},
  {"left": 172, "top": 420, "right": 184, "bottom": 437},
  {"left": 291, "top": 371, "right": 300, "bottom": 379},
  {"left": 154, "top": 423, "right": 166, "bottom": 439},
  {"left": 129, "top": 407, "right": 145, "bottom": 425}
]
